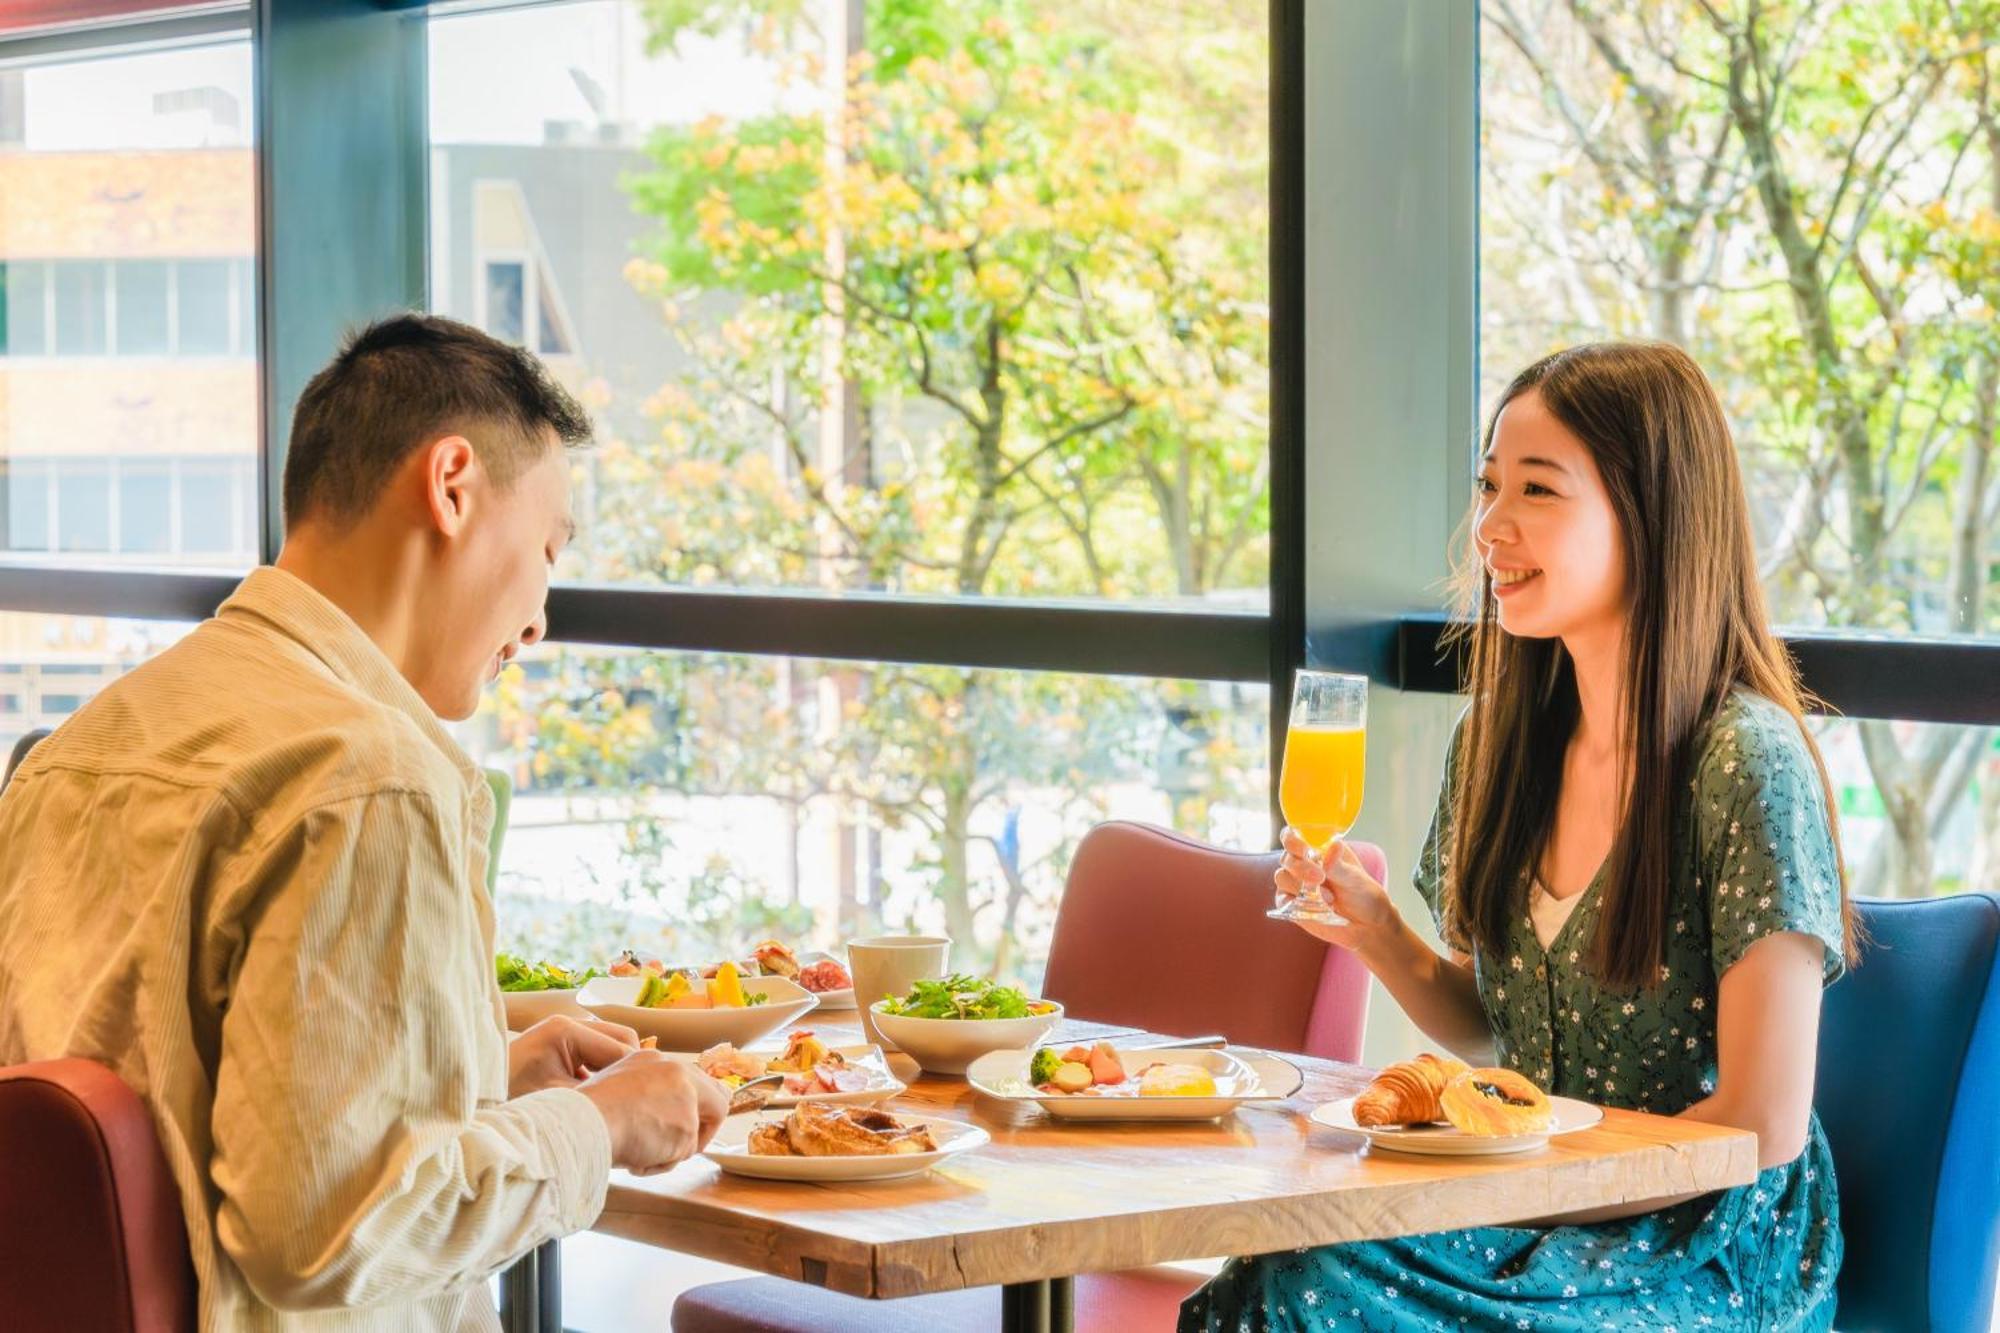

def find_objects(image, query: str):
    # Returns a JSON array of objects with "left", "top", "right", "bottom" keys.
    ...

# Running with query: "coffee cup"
[{"left": 846, "top": 935, "right": 951, "bottom": 1047}]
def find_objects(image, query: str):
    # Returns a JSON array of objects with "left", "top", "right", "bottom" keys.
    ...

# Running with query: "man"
[{"left": 0, "top": 314, "right": 726, "bottom": 1329}]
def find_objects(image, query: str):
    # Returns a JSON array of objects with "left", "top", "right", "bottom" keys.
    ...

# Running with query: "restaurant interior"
[{"left": 0, "top": 1, "right": 1995, "bottom": 1331}]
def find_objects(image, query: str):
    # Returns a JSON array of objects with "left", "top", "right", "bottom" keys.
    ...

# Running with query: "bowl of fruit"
[{"left": 579, "top": 959, "right": 817, "bottom": 1051}]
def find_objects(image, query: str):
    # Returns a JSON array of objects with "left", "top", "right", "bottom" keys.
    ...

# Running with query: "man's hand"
[
  {"left": 507, "top": 1014, "right": 640, "bottom": 1098},
  {"left": 577, "top": 1052, "right": 729, "bottom": 1176}
]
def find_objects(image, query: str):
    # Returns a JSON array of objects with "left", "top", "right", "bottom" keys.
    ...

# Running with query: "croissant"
[
  {"left": 1352, "top": 1053, "right": 1470, "bottom": 1127},
  {"left": 1440, "top": 1067, "right": 1553, "bottom": 1136}
]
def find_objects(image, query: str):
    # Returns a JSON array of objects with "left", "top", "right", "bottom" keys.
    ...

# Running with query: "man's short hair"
[{"left": 282, "top": 313, "right": 592, "bottom": 526}]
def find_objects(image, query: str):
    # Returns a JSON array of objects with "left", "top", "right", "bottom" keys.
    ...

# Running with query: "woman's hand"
[
  {"left": 1274, "top": 827, "right": 1402, "bottom": 951},
  {"left": 507, "top": 1014, "right": 641, "bottom": 1098}
]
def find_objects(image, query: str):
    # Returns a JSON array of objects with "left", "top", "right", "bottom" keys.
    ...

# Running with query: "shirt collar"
[{"left": 216, "top": 566, "right": 482, "bottom": 788}]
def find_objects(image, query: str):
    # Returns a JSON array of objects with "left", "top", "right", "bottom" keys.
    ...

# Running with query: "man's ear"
[{"left": 421, "top": 435, "right": 481, "bottom": 538}]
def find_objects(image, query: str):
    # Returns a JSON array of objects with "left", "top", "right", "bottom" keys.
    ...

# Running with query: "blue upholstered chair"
[{"left": 1815, "top": 892, "right": 2000, "bottom": 1332}]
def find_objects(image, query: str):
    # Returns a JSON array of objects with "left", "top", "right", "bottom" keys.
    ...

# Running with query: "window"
[
  {"left": 3, "top": 461, "right": 52, "bottom": 550},
  {"left": 177, "top": 461, "right": 241, "bottom": 555},
  {"left": 425, "top": 0, "right": 1278, "bottom": 975},
  {"left": 118, "top": 260, "right": 172, "bottom": 355},
  {"left": 55, "top": 462, "right": 111, "bottom": 553},
  {"left": 482, "top": 259, "right": 526, "bottom": 344},
  {"left": 1479, "top": 3, "right": 1997, "bottom": 897},
  {"left": 0, "top": 36, "right": 259, "bottom": 572},
  {"left": 52, "top": 261, "right": 108, "bottom": 355},
  {"left": 462, "top": 644, "right": 1268, "bottom": 980},
  {"left": 117, "top": 465, "right": 173, "bottom": 554},
  {"left": 1, "top": 262, "right": 50, "bottom": 355},
  {"left": 429, "top": 1, "right": 1271, "bottom": 607},
  {"left": 174, "top": 258, "right": 234, "bottom": 355}
]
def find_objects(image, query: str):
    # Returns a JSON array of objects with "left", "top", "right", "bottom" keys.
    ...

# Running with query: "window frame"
[{"left": 0, "top": 0, "right": 1990, "bottom": 838}]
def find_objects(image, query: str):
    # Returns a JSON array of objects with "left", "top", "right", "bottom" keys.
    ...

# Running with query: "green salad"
[
  {"left": 496, "top": 955, "right": 598, "bottom": 993},
  {"left": 879, "top": 973, "right": 1055, "bottom": 1021}
]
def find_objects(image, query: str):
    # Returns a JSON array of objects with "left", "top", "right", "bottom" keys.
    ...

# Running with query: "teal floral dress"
[{"left": 1182, "top": 690, "right": 1847, "bottom": 1332}]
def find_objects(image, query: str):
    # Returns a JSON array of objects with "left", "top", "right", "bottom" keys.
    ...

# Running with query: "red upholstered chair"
[
  {"left": 1041, "top": 821, "right": 1377, "bottom": 1062},
  {"left": 0, "top": 1059, "right": 196, "bottom": 1333},
  {"left": 672, "top": 823, "right": 1379, "bottom": 1332}
]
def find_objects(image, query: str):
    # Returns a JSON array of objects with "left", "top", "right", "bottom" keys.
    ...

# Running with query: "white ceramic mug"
[{"left": 846, "top": 935, "right": 951, "bottom": 1047}]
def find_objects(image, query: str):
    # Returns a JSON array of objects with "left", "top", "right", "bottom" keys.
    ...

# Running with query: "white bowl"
[
  {"left": 501, "top": 988, "right": 589, "bottom": 1032},
  {"left": 867, "top": 1000, "right": 1063, "bottom": 1075},
  {"left": 579, "top": 974, "right": 817, "bottom": 1051}
]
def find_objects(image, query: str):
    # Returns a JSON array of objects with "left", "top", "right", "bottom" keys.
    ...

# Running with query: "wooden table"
[{"left": 504, "top": 1021, "right": 1758, "bottom": 1332}]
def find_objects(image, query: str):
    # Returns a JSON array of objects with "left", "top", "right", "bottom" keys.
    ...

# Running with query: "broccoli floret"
[{"left": 1029, "top": 1048, "right": 1063, "bottom": 1085}]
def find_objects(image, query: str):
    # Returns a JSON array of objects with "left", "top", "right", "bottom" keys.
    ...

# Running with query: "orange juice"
[{"left": 1279, "top": 725, "right": 1365, "bottom": 850}]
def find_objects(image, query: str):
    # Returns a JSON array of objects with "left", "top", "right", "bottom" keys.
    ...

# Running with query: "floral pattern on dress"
[{"left": 1181, "top": 691, "right": 1847, "bottom": 1332}]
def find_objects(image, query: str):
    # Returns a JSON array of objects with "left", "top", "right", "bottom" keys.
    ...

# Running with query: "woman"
[{"left": 1186, "top": 342, "right": 1852, "bottom": 1331}]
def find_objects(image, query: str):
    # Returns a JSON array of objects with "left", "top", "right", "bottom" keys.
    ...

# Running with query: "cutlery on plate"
[{"left": 726, "top": 1072, "right": 785, "bottom": 1115}]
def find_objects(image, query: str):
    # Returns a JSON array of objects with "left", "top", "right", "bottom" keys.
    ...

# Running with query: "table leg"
[
  {"left": 999, "top": 1277, "right": 1073, "bottom": 1333},
  {"left": 1050, "top": 1275, "right": 1074, "bottom": 1333},
  {"left": 498, "top": 1249, "right": 536, "bottom": 1333},
  {"left": 536, "top": 1239, "right": 562, "bottom": 1332},
  {"left": 498, "top": 1240, "right": 562, "bottom": 1333}
]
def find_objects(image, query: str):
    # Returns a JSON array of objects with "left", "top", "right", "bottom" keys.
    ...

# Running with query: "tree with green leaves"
[{"left": 1484, "top": 0, "right": 1998, "bottom": 896}]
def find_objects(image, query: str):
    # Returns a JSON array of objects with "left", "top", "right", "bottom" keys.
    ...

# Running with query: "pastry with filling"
[{"left": 1440, "top": 1067, "right": 1553, "bottom": 1136}]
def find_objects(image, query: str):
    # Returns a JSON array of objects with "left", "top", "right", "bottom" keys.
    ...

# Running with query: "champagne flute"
[{"left": 1268, "top": 670, "right": 1367, "bottom": 924}]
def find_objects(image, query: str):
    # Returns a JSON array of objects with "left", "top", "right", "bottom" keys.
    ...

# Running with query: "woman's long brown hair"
[{"left": 1442, "top": 342, "right": 1856, "bottom": 989}]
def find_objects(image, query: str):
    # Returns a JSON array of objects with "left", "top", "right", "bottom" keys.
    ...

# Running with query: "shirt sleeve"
[
  {"left": 1697, "top": 706, "right": 1848, "bottom": 987},
  {"left": 208, "top": 789, "right": 612, "bottom": 1313},
  {"left": 1412, "top": 712, "right": 1468, "bottom": 951}
]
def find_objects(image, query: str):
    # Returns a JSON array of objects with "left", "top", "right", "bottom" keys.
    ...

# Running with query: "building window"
[
  {"left": 55, "top": 462, "right": 111, "bottom": 553},
  {"left": 52, "top": 260, "right": 108, "bottom": 356},
  {"left": 118, "top": 259, "right": 172, "bottom": 355},
  {"left": 482, "top": 259, "right": 526, "bottom": 345},
  {"left": 175, "top": 258, "right": 233, "bottom": 356},
  {"left": 117, "top": 466, "right": 173, "bottom": 554}
]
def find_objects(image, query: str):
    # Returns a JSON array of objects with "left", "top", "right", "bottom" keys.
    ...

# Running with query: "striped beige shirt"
[{"left": 0, "top": 567, "right": 611, "bottom": 1331}]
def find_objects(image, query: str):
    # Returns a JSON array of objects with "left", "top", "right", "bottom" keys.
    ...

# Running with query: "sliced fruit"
[
  {"left": 707, "top": 960, "right": 749, "bottom": 1008},
  {"left": 634, "top": 971, "right": 668, "bottom": 1008},
  {"left": 1086, "top": 1042, "right": 1126, "bottom": 1086}
]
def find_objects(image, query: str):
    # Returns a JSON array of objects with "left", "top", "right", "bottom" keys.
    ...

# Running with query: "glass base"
[{"left": 1267, "top": 902, "right": 1348, "bottom": 926}]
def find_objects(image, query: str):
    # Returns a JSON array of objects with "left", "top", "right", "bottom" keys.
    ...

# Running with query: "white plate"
[
  {"left": 664, "top": 1043, "right": 905, "bottom": 1107},
  {"left": 703, "top": 1112, "right": 988, "bottom": 1181},
  {"left": 794, "top": 951, "right": 855, "bottom": 1011},
  {"left": 578, "top": 974, "right": 817, "bottom": 1051},
  {"left": 1310, "top": 1094, "right": 1603, "bottom": 1155},
  {"left": 966, "top": 1046, "right": 1286, "bottom": 1121}
]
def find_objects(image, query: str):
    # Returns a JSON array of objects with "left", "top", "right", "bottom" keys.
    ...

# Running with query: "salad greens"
[
  {"left": 879, "top": 973, "right": 1051, "bottom": 1020},
  {"left": 495, "top": 955, "right": 597, "bottom": 993}
]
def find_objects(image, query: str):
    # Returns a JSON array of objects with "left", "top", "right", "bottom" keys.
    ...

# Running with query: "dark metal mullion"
[
  {"left": 546, "top": 585, "right": 1271, "bottom": 683},
  {"left": 255, "top": 0, "right": 429, "bottom": 564},
  {"left": 1267, "top": 0, "right": 1307, "bottom": 831},
  {"left": 1395, "top": 613, "right": 2000, "bottom": 726}
]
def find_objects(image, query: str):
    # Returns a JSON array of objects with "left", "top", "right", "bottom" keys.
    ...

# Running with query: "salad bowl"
[
  {"left": 867, "top": 975, "right": 1062, "bottom": 1075},
  {"left": 496, "top": 955, "right": 596, "bottom": 1031}
]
